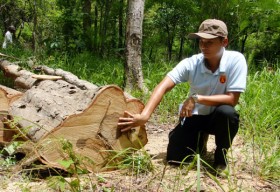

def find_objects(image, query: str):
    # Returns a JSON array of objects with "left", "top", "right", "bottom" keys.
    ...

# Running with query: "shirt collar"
[
  {"left": 219, "top": 48, "right": 227, "bottom": 72},
  {"left": 200, "top": 48, "right": 226, "bottom": 75}
]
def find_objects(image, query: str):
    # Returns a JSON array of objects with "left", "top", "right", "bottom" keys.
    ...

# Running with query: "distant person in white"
[{"left": 2, "top": 25, "right": 16, "bottom": 49}]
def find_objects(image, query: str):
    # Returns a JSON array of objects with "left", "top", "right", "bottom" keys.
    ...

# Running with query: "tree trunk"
[
  {"left": 93, "top": 3, "right": 99, "bottom": 52},
  {"left": 0, "top": 60, "right": 148, "bottom": 172},
  {"left": 240, "top": 33, "right": 248, "bottom": 54},
  {"left": 118, "top": 0, "right": 125, "bottom": 55},
  {"left": 178, "top": 36, "right": 184, "bottom": 61},
  {"left": 101, "top": 0, "right": 112, "bottom": 57},
  {"left": 83, "top": 0, "right": 92, "bottom": 51},
  {"left": 124, "top": 0, "right": 147, "bottom": 93},
  {"left": 32, "top": 0, "right": 37, "bottom": 53}
]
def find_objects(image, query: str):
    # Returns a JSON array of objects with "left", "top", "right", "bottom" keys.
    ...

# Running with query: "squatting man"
[{"left": 118, "top": 19, "right": 247, "bottom": 173}]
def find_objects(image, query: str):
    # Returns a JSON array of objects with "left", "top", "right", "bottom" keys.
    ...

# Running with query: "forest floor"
[{"left": 0, "top": 121, "right": 279, "bottom": 192}]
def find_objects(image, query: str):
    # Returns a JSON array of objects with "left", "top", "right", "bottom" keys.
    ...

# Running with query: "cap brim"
[{"left": 188, "top": 33, "right": 218, "bottom": 39}]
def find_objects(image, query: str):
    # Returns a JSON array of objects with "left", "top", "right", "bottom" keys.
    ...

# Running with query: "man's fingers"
[
  {"left": 121, "top": 126, "right": 133, "bottom": 132},
  {"left": 118, "top": 111, "right": 142, "bottom": 132},
  {"left": 118, "top": 123, "right": 136, "bottom": 132},
  {"left": 119, "top": 117, "right": 134, "bottom": 122},
  {"left": 180, "top": 110, "right": 189, "bottom": 117},
  {"left": 124, "top": 111, "right": 133, "bottom": 117},
  {"left": 118, "top": 121, "right": 133, "bottom": 126},
  {"left": 180, "top": 110, "right": 185, "bottom": 117},
  {"left": 180, "top": 110, "right": 194, "bottom": 117},
  {"left": 187, "top": 109, "right": 192, "bottom": 117}
]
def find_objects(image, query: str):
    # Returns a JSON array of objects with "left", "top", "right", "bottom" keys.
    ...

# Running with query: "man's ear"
[{"left": 223, "top": 37, "right": 229, "bottom": 47}]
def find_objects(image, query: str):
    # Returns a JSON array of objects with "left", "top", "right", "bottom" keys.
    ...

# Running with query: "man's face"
[{"left": 199, "top": 37, "right": 226, "bottom": 59}]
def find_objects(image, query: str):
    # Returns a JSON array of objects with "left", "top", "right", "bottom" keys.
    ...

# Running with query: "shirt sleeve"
[
  {"left": 226, "top": 52, "right": 247, "bottom": 92},
  {"left": 167, "top": 55, "right": 200, "bottom": 84}
]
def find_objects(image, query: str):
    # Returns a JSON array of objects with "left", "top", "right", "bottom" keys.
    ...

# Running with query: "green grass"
[
  {"left": 41, "top": 52, "right": 125, "bottom": 87},
  {"left": 239, "top": 68, "right": 280, "bottom": 183},
  {"left": 105, "top": 147, "right": 154, "bottom": 175}
]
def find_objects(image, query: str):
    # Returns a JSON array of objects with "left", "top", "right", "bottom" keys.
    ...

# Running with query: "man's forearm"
[
  {"left": 196, "top": 92, "right": 240, "bottom": 106},
  {"left": 141, "top": 76, "right": 175, "bottom": 120}
]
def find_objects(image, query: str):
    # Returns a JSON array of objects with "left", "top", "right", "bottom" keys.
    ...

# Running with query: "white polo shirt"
[{"left": 167, "top": 49, "right": 247, "bottom": 115}]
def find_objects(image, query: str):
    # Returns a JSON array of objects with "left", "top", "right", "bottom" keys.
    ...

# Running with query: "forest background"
[
  {"left": 1, "top": 0, "right": 279, "bottom": 67},
  {"left": 0, "top": 0, "right": 279, "bottom": 191}
]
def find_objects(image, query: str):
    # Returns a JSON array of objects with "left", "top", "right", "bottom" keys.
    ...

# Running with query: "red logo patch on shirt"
[{"left": 220, "top": 74, "right": 227, "bottom": 84}]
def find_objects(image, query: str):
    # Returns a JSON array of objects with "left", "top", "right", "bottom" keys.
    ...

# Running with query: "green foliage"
[
  {"left": 47, "top": 175, "right": 67, "bottom": 191},
  {"left": 144, "top": 0, "right": 199, "bottom": 61},
  {"left": 56, "top": 0, "right": 84, "bottom": 53},
  {"left": 235, "top": 0, "right": 280, "bottom": 64},
  {"left": 1, "top": 0, "right": 279, "bottom": 66},
  {"left": 106, "top": 147, "right": 154, "bottom": 175},
  {"left": 0, "top": 46, "right": 33, "bottom": 62},
  {"left": 239, "top": 68, "right": 280, "bottom": 182},
  {"left": 0, "top": 141, "right": 22, "bottom": 167},
  {"left": 47, "top": 138, "right": 89, "bottom": 192},
  {"left": 2, "top": 141, "right": 21, "bottom": 156},
  {"left": 42, "top": 52, "right": 125, "bottom": 87},
  {"left": 0, "top": 115, "right": 39, "bottom": 168}
]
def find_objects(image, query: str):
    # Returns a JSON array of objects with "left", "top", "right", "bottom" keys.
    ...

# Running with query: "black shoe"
[
  {"left": 213, "top": 163, "right": 228, "bottom": 178},
  {"left": 167, "top": 155, "right": 194, "bottom": 166}
]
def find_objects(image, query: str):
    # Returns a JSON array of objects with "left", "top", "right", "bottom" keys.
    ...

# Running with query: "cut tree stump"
[{"left": 0, "top": 60, "right": 148, "bottom": 172}]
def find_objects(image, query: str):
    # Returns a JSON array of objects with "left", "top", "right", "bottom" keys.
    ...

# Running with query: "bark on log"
[{"left": 0, "top": 60, "right": 148, "bottom": 172}]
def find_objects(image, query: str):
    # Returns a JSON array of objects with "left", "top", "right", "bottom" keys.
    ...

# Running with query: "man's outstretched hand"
[{"left": 118, "top": 111, "right": 148, "bottom": 132}]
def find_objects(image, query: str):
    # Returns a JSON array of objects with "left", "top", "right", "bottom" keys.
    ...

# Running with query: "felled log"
[
  {"left": 0, "top": 60, "right": 148, "bottom": 172},
  {"left": 0, "top": 60, "right": 98, "bottom": 91}
]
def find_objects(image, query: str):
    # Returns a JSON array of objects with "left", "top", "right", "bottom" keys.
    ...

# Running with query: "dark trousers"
[{"left": 166, "top": 105, "right": 239, "bottom": 165}]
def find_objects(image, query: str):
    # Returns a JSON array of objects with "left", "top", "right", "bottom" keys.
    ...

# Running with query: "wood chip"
[{"left": 32, "top": 74, "right": 63, "bottom": 80}]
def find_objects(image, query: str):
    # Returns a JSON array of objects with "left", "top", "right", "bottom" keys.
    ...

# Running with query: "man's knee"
[
  {"left": 214, "top": 105, "right": 239, "bottom": 125},
  {"left": 215, "top": 105, "right": 238, "bottom": 118},
  {"left": 166, "top": 141, "right": 194, "bottom": 163}
]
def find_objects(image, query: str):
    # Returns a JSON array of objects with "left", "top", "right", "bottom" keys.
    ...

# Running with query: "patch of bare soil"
[
  {"left": 143, "top": 123, "right": 278, "bottom": 192},
  {"left": 0, "top": 122, "right": 279, "bottom": 192}
]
